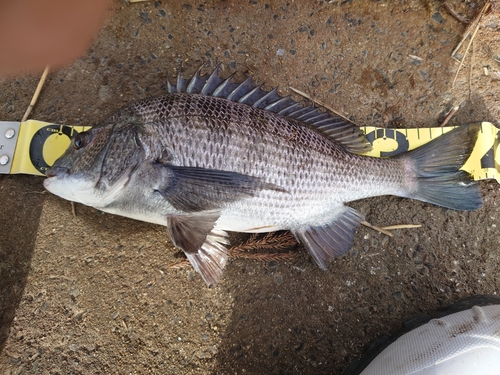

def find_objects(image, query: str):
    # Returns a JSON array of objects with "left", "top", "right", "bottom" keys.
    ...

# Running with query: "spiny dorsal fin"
[{"left": 167, "top": 65, "right": 371, "bottom": 153}]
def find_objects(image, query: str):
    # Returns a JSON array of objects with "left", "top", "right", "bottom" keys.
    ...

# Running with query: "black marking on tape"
[
  {"left": 480, "top": 131, "right": 500, "bottom": 172},
  {"left": 364, "top": 128, "right": 410, "bottom": 157},
  {"left": 29, "top": 125, "right": 79, "bottom": 173}
]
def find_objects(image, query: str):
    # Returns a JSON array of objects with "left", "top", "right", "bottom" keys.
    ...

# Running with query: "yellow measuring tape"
[
  {"left": 3, "top": 120, "right": 91, "bottom": 175},
  {"left": 361, "top": 123, "right": 500, "bottom": 182},
  {"left": 1, "top": 120, "right": 499, "bottom": 182}
]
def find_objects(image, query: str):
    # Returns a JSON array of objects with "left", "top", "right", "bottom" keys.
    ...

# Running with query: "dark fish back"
[{"left": 133, "top": 94, "right": 348, "bottom": 176}]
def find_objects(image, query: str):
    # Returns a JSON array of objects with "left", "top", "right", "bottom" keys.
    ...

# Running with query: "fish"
[{"left": 43, "top": 66, "right": 483, "bottom": 286}]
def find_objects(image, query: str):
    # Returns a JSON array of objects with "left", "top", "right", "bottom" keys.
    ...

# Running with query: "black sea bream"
[{"left": 44, "top": 67, "right": 483, "bottom": 285}]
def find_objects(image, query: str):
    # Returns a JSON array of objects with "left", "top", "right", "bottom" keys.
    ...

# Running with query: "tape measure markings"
[
  {"left": 8, "top": 120, "right": 90, "bottom": 175},
  {"left": 2, "top": 120, "right": 500, "bottom": 184}
]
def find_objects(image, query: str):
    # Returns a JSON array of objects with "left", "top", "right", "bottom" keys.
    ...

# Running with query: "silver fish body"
[{"left": 44, "top": 68, "right": 482, "bottom": 285}]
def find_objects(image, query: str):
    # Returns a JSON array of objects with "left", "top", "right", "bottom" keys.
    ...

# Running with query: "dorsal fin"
[{"left": 167, "top": 65, "right": 371, "bottom": 153}]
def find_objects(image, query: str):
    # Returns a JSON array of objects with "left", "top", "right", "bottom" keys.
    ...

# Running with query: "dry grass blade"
[
  {"left": 22, "top": 66, "right": 50, "bottom": 122},
  {"left": 440, "top": 105, "right": 460, "bottom": 127},
  {"left": 361, "top": 221, "right": 393, "bottom": 237},
  {"left": 289, "top": 87, "right": 358, "bottom": 126},
  {"left": 382, "top": 224, "right": 422, "bottom": 230},
  {"left": 469, "top": 40, "right": 475, "bottom": 99},
  {"left": 444, "top": 2, "right": 471, "bottom": 24},
  {"left": 451, "top": 2, "right": 490, "bottom": 58},
  {"left": 452, "top": 2, "right": 491, "bottom": 88}
]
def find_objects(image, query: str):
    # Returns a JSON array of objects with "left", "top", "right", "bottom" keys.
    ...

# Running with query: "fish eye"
[{"left": 72, "top": 132, "right": 92, "bottom": 150}]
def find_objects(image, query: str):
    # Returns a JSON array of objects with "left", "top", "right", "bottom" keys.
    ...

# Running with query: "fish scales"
[
  {"left": 135, "top": 94, "right": 406, "bottom": 204},
  {"left": 44, "top": 67, "right": 483, "bottom": 285}
]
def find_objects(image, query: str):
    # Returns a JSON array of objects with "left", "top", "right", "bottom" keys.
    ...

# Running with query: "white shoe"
[{"left": 345, "top": 295, "right": 500, "bottom": 375}]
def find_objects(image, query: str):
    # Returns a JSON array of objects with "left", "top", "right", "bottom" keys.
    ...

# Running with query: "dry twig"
[
  {"left": 22, "top": 66, "right": 50, "bottom": 122},
  {"left": 444, "top": 2, "right": 471, "bottom": 24},
  {"left": 361, "top": 221, "right": 393, "bottom": 237},
  {"left": 169, "top": 232, "right": 297, "bottom": 269},
  {"left": 469, "top": 40, "right": 475, "bottom": 100},
  {"left": 289, "top": 87, "right": 358, "bottom": 126},
  {"left": 381, "top": 224, "right": 422, "bottom": 231},
  {"left": 362, "top": 221, "right": 422, "bottom": 237},
  {"left": 452, "top": 2, "right": 491, "bottom": 87},
  {"left": 440, "top": 105, "right": 460, "bottom": 126}
]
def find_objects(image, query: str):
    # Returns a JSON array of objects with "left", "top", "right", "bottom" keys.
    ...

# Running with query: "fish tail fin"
[{"left": 402, "top": 124, "right": 482, "bottom": 211}]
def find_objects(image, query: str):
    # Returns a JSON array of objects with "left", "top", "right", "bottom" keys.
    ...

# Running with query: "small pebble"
[
  {"left": 431, "top": 12, "right": 445, "bottom": 24},
  {"left": 392, "top": 291, "right": 403, "bottom": 300},
  {"left": 69, "top": 287, "right": 79, "bottom": 299},
  {"left": 381, "top": 236, "right": 389, "bottom": 247},
  {"left": 349, "top": 248, "right": 358, "bottom": 258},
  {"left": 98, "top": 85, "right": 112, "bottom": 101},
  {"left": 419, "top": 70, "right": 429, "bottom": 80},
  {"left": 419, "top": 266, "right": 429, "bottom": 276}
]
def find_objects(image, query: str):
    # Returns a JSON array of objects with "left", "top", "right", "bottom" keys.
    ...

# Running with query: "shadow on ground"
[{"left": 0, "top": 176, "right": 45, "bottom": 353}]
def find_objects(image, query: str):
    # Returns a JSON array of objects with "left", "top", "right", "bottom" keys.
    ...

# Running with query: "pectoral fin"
[
  {"left": 154, "top": 163, "right": 286, "bottom": 212},
  {"left": 167, "top": 211, "right": 229, "bottom": 285},
  {"left": 293, "top": 207, "right": 364, "bottom": 269}
]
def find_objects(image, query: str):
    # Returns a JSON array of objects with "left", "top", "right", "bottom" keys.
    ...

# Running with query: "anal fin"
[
  {"left": 185, "top": 228, "right": 229, "bottom": 286},
  {"left": 293, "top": 207, "right": 364, "bottom": 269},
  {"left": 167, "top": 211, "right": 229, "bottom": 285}
]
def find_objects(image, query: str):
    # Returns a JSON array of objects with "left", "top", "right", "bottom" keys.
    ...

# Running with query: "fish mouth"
[
  {"left": 43, "top": 165, "right": 100, "bottom": 202},
  {"left": 45, "top": 166, "right": 70, "bottom": 179},
  {"left": 43, "top": 166, "right": 70, "bottom": 190}
]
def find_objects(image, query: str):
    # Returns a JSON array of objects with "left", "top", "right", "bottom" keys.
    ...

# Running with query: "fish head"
[{"left": 44, "top": 110, "right": 145, "bottom": 207}]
